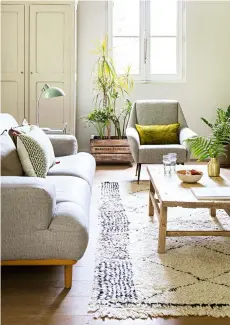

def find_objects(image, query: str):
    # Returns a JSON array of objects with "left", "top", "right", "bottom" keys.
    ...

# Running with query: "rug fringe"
[{"left": 88, "top": 305, "right": 230, "bottom": 319}]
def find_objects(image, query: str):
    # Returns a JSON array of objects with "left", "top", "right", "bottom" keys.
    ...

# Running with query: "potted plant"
[
  {"left": 83, "top": 37, "right": 134, "bottom": 163},
  {"left": 200, "top": 106, "right": 230, "bottom": 167},
  {"left": 186, "top": 109, "right": 230, "bottom": 176}
]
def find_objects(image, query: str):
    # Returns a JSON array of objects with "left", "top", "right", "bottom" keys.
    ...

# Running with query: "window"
[{"left": 108, "top": 0, "right": 185, "bottom": 82}]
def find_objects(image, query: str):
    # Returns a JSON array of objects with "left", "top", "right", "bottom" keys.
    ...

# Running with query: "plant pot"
[
  {"left": 207, "top": 158, "right": 220, "bottom": 177},
  {"left": 90, "top": 135, "right": 133, "bottom": 164},
  {"left": 219, "top": 144, "right": 230, "bottom": 167}
]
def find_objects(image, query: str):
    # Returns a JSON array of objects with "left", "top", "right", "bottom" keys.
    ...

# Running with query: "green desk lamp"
[{"left": 37, "top": 83, "right": 65, "bottom": 125}]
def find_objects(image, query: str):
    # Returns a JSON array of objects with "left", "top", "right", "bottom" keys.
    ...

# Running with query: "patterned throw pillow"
[
  {"left": 9, "top": 125, "right": 31, "bottom": 145},
  {"left": 16, "top": 126, "right": 56, "bottom": 178},
  {"left": 135, "top": 123, "right": 180, "bottom": 145}
]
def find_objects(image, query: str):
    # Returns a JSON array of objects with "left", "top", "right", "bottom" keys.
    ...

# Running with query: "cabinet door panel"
[
  {"left": 1, "top": 5, "right": 25, "bottom": 122},
  {"left": 29, "top": 5, "right": 71, "bottom": 129},
  {"left": 36, "top": 12, "right": 64, "bottom": 74}
]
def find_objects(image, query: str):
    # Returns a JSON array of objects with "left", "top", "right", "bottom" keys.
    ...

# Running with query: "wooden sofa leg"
[{"left": 64, "top": 265, "right": 73, "bottom": 289}]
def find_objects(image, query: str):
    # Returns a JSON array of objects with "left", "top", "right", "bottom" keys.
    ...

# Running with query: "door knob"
[{"left": 21, "top": 71, "right": 24, "bottom": 74}]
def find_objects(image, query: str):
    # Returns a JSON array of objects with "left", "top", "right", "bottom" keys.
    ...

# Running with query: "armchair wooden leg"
[
  {"left": 64, "top": 265, "right": 73, "bottom": 289},
  {"left": 137, "top": 163, "right": 142, "bottom": 184}
]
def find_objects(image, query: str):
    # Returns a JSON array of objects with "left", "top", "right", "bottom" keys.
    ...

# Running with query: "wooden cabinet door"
[
  {"left": 29, "top": 4, "right": 72, "bottom": 130},
  {"left": 1, "top": 5, "right": 25, "bottom": 123}
]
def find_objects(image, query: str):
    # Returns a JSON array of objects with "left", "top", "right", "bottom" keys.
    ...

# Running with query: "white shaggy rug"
[{"left": 89, "top": 181, "right": 230, "bottom": 319}]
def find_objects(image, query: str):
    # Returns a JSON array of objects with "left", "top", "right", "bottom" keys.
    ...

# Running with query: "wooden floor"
[{"left": 2, "top": 164, "right": 230, "bottom": 325}]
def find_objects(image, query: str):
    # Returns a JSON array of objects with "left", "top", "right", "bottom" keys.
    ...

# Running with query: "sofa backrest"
[
  {"left": 0, "top": 113, "right": 23, "bottom": 176},
  {"left": 0, "top": 113, "right": 18, "bottom": 133}
]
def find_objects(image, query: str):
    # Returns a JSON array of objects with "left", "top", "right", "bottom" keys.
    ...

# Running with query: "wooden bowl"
[{"left": 176, "top": 170, "right": 203, "bottom": 183}]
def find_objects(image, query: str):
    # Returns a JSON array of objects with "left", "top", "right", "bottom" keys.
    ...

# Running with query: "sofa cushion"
[
  {"left": 47, "top": 152, "right": 96, "bottom": 186},
  {"left": 139, "top": 144, "right": 187, "bottom": 163},
  {"left": 0, "top": 132, "right": 23, "bottom": 176},
  {"left": 16, "top": 126, "right": 56, "bottom": 178},
  {"left": 46, "top": 176, "right": 91, "bottom": 217}
]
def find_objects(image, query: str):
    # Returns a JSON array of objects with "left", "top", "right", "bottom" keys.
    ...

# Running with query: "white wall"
[{"left": 77, "top": 0, "right": 230, "bottom": 152}]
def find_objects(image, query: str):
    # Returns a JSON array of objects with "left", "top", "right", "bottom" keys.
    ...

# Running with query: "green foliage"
[
  {"left": 212, "top": 121, "right": 230, "bottom": 143},
  {"left": 186, "top": 105, "right": 230, "bottom": 160},
  {"left": 186, "top": 136, "right": 227, "bottom": 160},
  {"left": 83, "top": 36, "right": 134, "bottom": 139},
  {"left": 82, "top": 108, "right": 113, "bottom": 139},
  {"left": 187, "top": 105, "right": 230, "bottom": 160},
  {"left": 200, "top": 117, "right": 213, "bottom": 129},
  {"left": 110, "top": 99, "right": 132, "bottom": 138},
  {"left": 201, "top": 106, "right": 230, "bottom": 132}
]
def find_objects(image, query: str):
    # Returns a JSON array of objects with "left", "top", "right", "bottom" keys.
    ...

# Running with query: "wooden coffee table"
[{"left": 147, "top": 165, "right": 230, "bottom": 254}]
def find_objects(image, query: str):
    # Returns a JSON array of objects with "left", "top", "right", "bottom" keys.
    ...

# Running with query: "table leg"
[
  {"left": 210, "top": 208, "right": 216, "bottom": 218},
  {"left": 158, "top": 205, "right": 167, "bottom": 254},
  {"left": 148, "top": 181, "right": 154, "bottom": 217}
]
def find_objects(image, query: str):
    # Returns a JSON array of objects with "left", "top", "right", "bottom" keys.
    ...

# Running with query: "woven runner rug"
[{"left": 89, "top": 181, "right": 230, "bottom": 319}]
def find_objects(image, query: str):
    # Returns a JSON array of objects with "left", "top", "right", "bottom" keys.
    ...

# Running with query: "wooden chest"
[{"left": 90, "top": 136, "right": 133, "bottom": 164}]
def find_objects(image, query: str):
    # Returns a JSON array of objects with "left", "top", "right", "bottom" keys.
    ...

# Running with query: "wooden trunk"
[{"left": 90, "top": 136, "right": 133, "bottom": 164}]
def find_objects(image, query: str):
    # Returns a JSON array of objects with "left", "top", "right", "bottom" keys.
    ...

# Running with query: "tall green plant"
[{"left": 90, "top": 36, "right": 134, "bottom": 138}]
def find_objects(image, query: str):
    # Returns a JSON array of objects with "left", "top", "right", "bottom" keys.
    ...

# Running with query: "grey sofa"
[
  {"left": 1, "top": 114, "right": 96, "bottom": 288},
  {"left": 126, "top": 100, "right": 197, "bottom": 183}
]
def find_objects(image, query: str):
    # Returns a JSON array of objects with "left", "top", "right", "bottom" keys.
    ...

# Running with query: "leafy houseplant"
[
  {"left": 84, "top": 36, "right": 134, "bottom": 140},
  {"left": 84, "top": 108, "right": 112, "bottom": 139},
  {"left": 186, "top": 106, "right": 230, "bottom": 176},
  {"left": 83, "top": 37, "right": 134, "bottom": 164}
]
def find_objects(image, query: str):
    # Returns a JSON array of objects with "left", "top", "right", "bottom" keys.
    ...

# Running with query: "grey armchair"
[{"left": 126, "top": 100, "right": 197, "bottom": 183}]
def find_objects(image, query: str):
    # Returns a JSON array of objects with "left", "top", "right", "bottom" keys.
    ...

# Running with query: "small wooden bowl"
[{"left": 176, "top": 170, "right": 203, "bottom": 183}]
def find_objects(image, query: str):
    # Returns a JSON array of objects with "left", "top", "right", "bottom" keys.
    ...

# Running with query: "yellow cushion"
[{"left": 135, "top": 123, "right": 180, "bottom": 145}]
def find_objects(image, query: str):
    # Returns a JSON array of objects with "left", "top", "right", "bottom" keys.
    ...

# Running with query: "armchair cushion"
[
  {"left": 139, "top": 144, "right": 187, "bottom": 163},
  {"left": 135, "top": 123, "right": 180, "bottom": 145}
]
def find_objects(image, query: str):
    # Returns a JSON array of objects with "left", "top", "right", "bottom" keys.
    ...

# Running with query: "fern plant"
[
  {"left": 187, "top": 105, "right": 230, "bottom": 161},
  {"left": 186, "top": 136, "right": 227, "bottom": 161},
  {"left": 201, "top": 105, "right": 230, "bottom": 144}
]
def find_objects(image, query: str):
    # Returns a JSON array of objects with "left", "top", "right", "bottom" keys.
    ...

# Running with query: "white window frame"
[{"left": 107, "top": 0, "right": 186, "bottom": 83}]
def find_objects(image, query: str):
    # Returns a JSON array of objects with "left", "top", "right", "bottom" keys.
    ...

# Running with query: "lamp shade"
[{"left": 41, "top": 83, "right": 65, "bottom": 99}]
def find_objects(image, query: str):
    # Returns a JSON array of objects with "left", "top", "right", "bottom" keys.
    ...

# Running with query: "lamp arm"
[{"left": 36, "top": 86, "right": 46, "bottom": 125}]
